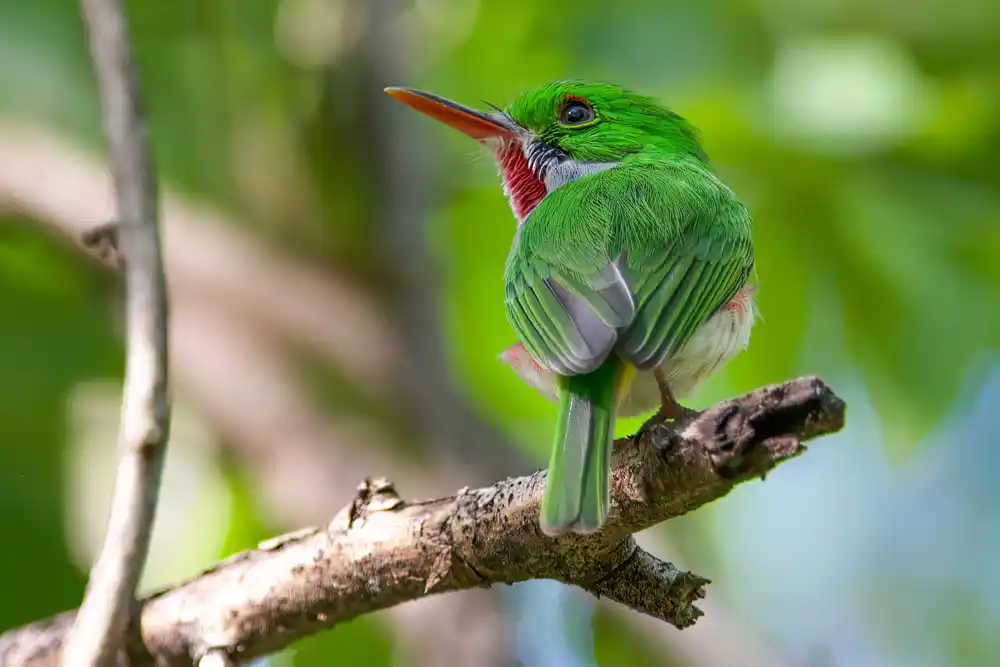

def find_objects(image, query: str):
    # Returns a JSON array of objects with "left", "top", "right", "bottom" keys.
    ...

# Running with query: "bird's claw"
[
  {"left": 656, "top": 401, "right": 701, "bottom": 424},
  {"left": 652, "top": 367, "right": 700, "bottom": 425}
]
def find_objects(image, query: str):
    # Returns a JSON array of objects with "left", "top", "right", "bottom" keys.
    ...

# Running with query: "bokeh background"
[{"left": 2, "top": 0, "right": 999, "bottom": 666}]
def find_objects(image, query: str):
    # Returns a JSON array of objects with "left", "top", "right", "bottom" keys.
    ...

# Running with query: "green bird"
[{"left": 386, "top": 81, "right": 756, "bottom": 536}]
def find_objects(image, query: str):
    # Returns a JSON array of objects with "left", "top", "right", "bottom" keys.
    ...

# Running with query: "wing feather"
[{"left": 504, "top": 158, "right": 753, "bottom": 377}]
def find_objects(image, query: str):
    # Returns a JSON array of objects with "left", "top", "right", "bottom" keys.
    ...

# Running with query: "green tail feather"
[{"left": 540, "top": 356, "right": 622, "bottom": 536}]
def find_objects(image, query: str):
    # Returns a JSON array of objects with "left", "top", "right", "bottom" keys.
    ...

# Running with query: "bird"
[{"left": 385, "top": 81, "right": 756, "bottom": 537}]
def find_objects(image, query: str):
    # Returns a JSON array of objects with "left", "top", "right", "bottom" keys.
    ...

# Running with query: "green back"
[{"left": 501, "top": 83, "right": 754, "bottom": 374}]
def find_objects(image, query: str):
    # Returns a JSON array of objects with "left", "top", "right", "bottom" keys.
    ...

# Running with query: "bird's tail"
[{"left": 540, "top": 356, "right": 632, "bottom": 536}]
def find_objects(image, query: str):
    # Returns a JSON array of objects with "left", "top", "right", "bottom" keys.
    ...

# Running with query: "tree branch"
[
  {"left": 0, "top": 378, "right": 844, "bottom": 667},
  {"left": 0, "top": 123, "right": 516, "bottom": 666},
  {"left": 61, "top": 0, "right": 170, "bottom": 666}
]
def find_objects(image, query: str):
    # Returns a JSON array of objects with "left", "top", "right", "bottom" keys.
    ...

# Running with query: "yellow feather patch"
[{"left": 615, "top": 361, "right": 638, "bottom": 406}]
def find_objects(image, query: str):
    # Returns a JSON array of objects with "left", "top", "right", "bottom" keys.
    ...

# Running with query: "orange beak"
[{"left": 384, "top": 87, "right": 518, "bottom": 142}]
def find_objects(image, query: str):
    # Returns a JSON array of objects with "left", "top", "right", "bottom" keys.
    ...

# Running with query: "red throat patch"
[{"left": 496, "top": 143, "right": 547, "bottom": 220}]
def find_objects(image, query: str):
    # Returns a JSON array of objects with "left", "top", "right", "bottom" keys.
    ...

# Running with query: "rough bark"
[{"left": 0, "top": 377, "right": 845, "bottom": 667}]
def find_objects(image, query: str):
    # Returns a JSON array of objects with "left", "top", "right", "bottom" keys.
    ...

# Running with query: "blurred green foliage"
[
  {"left": 1, "top": 0, "right": 999, "bottom": 666},
  {"left": 0, "top": 218, "right": 111, "bottom": 631}
]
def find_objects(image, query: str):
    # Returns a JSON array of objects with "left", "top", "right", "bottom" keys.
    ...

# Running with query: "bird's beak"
[{"left": 384, "top": 87, "right": 518, "bottom": 142}]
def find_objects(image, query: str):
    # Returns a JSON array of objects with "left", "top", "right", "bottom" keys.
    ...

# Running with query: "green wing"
[
  {"left": 504, "top": 157, "right": 754, "bottom": 375},
  {"left": 505, "top": 232, "right": 634, "bottom": 375}
]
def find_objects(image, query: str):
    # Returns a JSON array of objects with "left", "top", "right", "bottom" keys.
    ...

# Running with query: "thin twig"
[
  {"left": 61, "top": 0, "right": 170, "bottom": 666},
  {"left": 0, "top": 378, "right": 845, "bottom": 667}
]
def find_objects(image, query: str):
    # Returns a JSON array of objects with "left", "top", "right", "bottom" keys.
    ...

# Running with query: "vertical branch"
[
  {"left": 344, "top": 4, "right": 527, "bottom": 666},
  {"left": 62, "top": 0, "right": 170, "bottom": 666},
  {"left": 354, "top": 0, "right": 463, "bottom": 459},
  {"left": 356, "top": 0, "right": 529, "bottom": 481}
]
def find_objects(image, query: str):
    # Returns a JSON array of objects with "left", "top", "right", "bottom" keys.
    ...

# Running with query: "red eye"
[{"left": 559, "top": 97, "right": 595, "bottom": 125}]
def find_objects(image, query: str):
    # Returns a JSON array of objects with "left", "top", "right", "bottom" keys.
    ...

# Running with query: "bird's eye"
[{"left": 559, "top": 98, "right": 595, "bottom": 126}]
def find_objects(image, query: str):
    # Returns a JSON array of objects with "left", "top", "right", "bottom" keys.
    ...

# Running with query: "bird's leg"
[{"left": 653, "top": 368, "right": 699, "bottom": 423}]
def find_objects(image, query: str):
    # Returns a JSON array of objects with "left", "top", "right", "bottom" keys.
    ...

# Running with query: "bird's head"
[{"left": 385, "top": 80, "right": 706, "bottom": 222}]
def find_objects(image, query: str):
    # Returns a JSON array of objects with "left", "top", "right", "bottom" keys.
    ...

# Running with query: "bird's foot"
[
  {"left": 657, "top": 400, "right": 700, "bottom": 424},
  {"left": 653, "top": 368, "right": 700, "bottom": 425}
]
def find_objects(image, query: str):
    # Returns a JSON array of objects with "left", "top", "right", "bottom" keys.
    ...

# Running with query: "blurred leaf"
[
  {"left": 593, "top": 607, "right": 678, "bottom": 667},
  {"left": 0, "top": 217, "right": 120, "bottom": 630},
  {"left": 289, "top": 615, "right": 392, "bottom": 667},
  {"left": 832, "top": 168, "right": 1000, "bottom": 453}
]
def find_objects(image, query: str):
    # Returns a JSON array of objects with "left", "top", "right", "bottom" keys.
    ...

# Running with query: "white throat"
[{"left": 542, "top": 155, "right": 618, "bottom": 193}]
